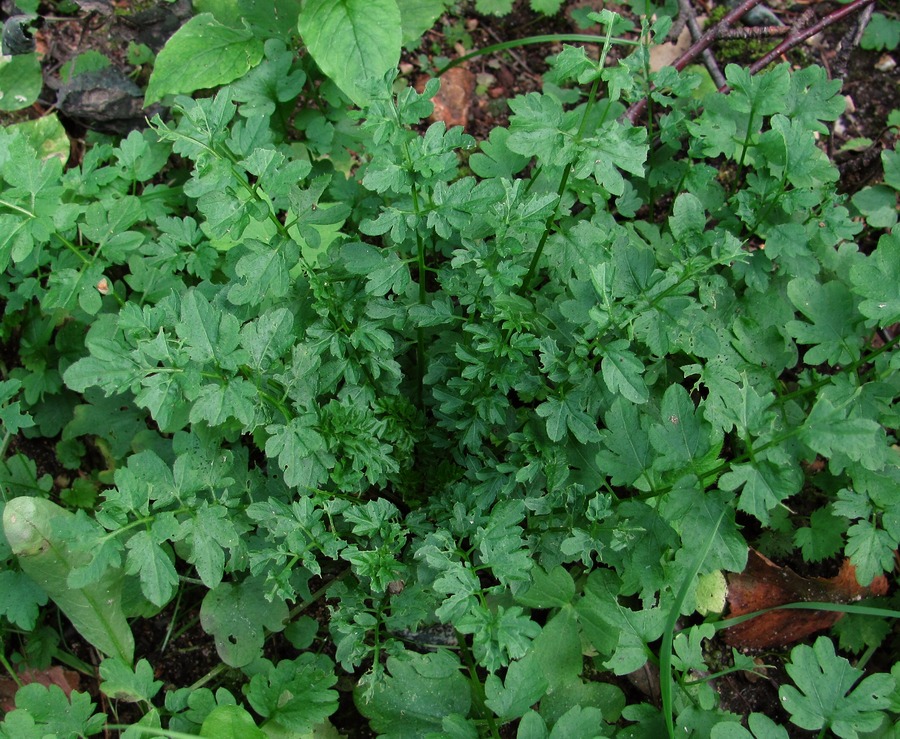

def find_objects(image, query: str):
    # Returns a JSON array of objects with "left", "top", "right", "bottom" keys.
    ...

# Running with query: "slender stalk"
[
  {"left": 0, "top": 651, "right": 23, "bottom": 688},
  {"left": 456, "top": 632, "right": 501, "bottom": 739},
  {"left": 517, "top": 19, "right": 618, "bottom": 296}
]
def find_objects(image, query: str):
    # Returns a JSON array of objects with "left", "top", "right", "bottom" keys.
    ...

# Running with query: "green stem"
[
  {"left": 456, "top": 632, "right": 501, "bottom": 739},
  {"left": 516, "top": 161, "right": 573, "bottom": 296},
  {"left": 0, "top": 198, "right": 35, "bottom": 218},
  {"left": 0, "top": 651, "right": 23, "bottom": 688}
]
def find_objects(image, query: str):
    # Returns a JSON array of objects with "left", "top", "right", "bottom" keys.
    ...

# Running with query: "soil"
[{"left": 1, "top": 0, "right": 897, "bottom": 736}]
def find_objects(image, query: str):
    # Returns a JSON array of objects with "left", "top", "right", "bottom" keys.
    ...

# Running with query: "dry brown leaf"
[
  {"left": 0, "top": 666, "right": 82, "bottom": 712},
  {"left": 722, "top": 549, "right": 889, "bottom": 649}
]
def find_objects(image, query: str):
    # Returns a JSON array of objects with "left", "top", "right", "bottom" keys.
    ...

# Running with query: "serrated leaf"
[
  {"left": 265, "top": 417, "right": 334, "bottom": 491},
  {"left": 99, "top": 658, "right": 163, "bottom": 703},
  {"left": 786, "top": 279, "right": 863, "bottom": 366},
  {"left": 799, "top": 398, "right": 886, "bottom": 472},
  {"left": 601, "top": 341, "right": 648, "bottom": 404},
  {"left": 719, "top": 460, "right": 801, "bottom": 526},
  {"left": 0, "top": 569, "right": 47, "bottom": 629},
  {"left": 241, "top": 308, "right": 294, "bottom": 371},
  {"left": 794, "top": 508, "right": 846, "bottom": 563},
  {"left": 124, "top": 530, "right": 178, "bottom": 607},
  {"left": 1, "top": 684, "right": 105, "bottom": 738},
  {"left": 649, "top": 384, "right": 712, "bottom": 474},
  {"left": 177, "top": 290, "right": 244, "bottom": 370},
  {"left": 145, "top": 14, "right": 265, "bottom": 105},
  {"left": 246, "top": 654, "right": 338, "bottom": 733},
  {"left": 596, "top": 399, "right": 654, "bottom": 489},
  {"left": 779, "top": 636, "right": 894, "bottom": 738},
  {"left": 844, "top": 520, "right": 896, "bottom": 587}
]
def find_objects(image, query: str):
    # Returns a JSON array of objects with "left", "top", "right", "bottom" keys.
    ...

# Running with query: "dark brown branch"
[
  {"left": 625, "top": 0, "right": 765, "bottom": 124},
  {"left": 716, "top": 25, "right": 789, "bottom": 40},
  {"left": 678, "top": 0, "right": 726, "bottom": 89},
  {"left": 746, "top": 0, "right": 877, "bottom": 77}
]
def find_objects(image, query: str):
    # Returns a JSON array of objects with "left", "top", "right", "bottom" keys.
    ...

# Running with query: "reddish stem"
[
  {"left": 745, "top": 0, "right": 878, "bottom": 77},
  {"left": 625, "top": 0, "right": 766, "bottom": 124}
]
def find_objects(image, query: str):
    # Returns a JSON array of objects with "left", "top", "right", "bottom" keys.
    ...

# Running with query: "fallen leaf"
[
  {"left": 0, "top": 666, "right": 82, "bottom": 712},
  {"left": 723, "top": 549, "right": 889, "bottom": 649}
]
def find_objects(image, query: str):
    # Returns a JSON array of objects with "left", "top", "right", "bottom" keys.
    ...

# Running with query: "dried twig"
[
  {"left": 625, "top": 0, "right": 765, "bottom": 124},
  {"left": 677, "top": 0, "right": 726, "bottom": 89},
  {"left": 831, "top": 2, "right": 875, "bottom": 81},
  {"left": 716, "top": 25, "right": 789, "bottom": 40},
  {"left": 746, "top": 0, "right": 877, "bottom": 76}
]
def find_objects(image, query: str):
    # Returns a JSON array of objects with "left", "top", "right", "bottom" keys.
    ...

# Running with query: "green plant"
[{"left": 1, "top": 3, "right": 898, "bottom": 737}]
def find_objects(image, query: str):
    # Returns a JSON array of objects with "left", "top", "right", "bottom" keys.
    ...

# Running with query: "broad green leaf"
[
  {"left": 0, "top": 52, "right": 42, "bottom": 111},
  {"left": 5, "top": 112, "right": 69, "bottom": 163},
  {"left": 189, "top": 377, "right": 258, "bottom": 428},
  {"left": 145, "top": 14, "right": 265, "bottom": 105},
  {"left": 844, "top": 520, "right": 896, "bottom": 587},
  {"left": 475, "top": 0, "right": 514, "bottom": 15},
  {"left": 850, "top": 231, "right": 900, "bottom": 323},
  {"left": 575, "top": 569, "right": 664, "bottom": 675},
  {"left": 177, "top": 289, "right": 245, "bottom": 370},
  {"left": 200, "top": 576, "right": 289, "bottom": 667},
  {"left": 355, "top": 651, "right": 471, "bottom": 736},
  {"left": 516, "top": 565, "right": 575, "bottom": 608},
  {"left": 398, "top": 0, "right": 449, "bottom": 45},
  {"left": 265, "top": 417, "right": 334, "bottom": 491},
  {"left": 200, "top": 705, "right": 266, "bottom": 739},
  {"left": 794, "top": 507, "right": 846, "bottom": 562},
  {"left": 536, "top": 391, "right": 599, "bottom": 444},
  {"left": 799, "top": 398, "right": 887, "bottom": 472},
  {"left": 2, "top": 497, "right": 134, "bottom": 663},
  {"left": 779, "top": 637, "right": 894, "bottom": 738},
  {"left": 549, "top": 705, "right": 605, "bottom": 737},
  {"left": 124, "top": 528, "right": 179, "bottom": 607},
  {"left": 860, "top": 12, "right": 900, "bottom": 51},
  {"left": 711, "top": 712, "right": 789, "bottom": 739},
  {"left": 484, "top": 653, "right": 548, "bottom": 721},
  {"left": 852, "top": 185, "right": 898, "bottom": 229},
  {"left": 469, "top": 127, "right": 530, "bottom": 179},
  {"left": 531, "top": 0, "right": 564, "bottom": 14},
  {"left": 298, "top": 0, "right": 402, "bottom": 107},
  {"left": 649, "top": 384, "right": 712, "bottom": 474},
  {"left": 507, "top": 92, "right": 576, "bottom": 166},
  {"left": 663, "top": 487, "right": 747, "bottom": 573}
]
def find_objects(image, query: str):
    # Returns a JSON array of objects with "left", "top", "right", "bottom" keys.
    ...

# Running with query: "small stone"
[{"left": 875, "top": 54, "right": 896, "bottom": 73}]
